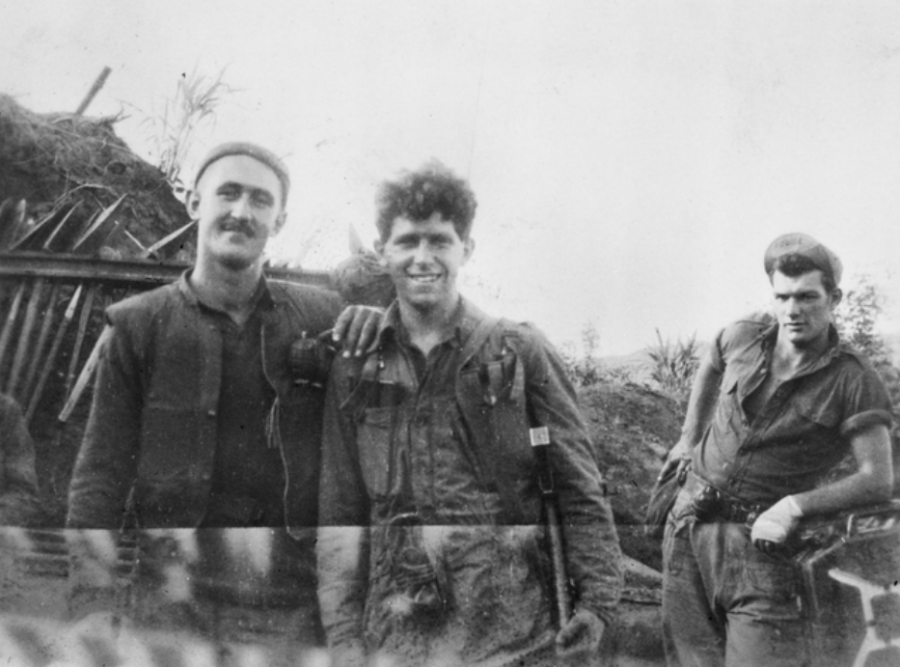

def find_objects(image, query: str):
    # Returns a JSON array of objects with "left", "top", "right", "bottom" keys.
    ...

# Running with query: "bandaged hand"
[
  {"left": 751, "top": 495, "right": 803, "bottom": 552},
  {"left": 555, "top": 608, "right": 606, "bottom": 663}
]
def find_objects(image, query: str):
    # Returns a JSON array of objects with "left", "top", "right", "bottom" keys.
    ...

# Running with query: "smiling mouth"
[{"left": 407, "top": 274, "right": 441, "bottom": 283}]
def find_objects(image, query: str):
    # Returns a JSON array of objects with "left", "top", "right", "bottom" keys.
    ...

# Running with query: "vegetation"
[
  {"left": 834, "top": 275, "right": 900, "bottom": 448},
  {"left": 143, "top": 67, "right": 233, "bottom": 197},
  {"left": 561, "top": 322, "right": 631, "bottom": 387},
  {"left": 565, "top": 274, "right": 899, "bottom": 437},
  {"left": 646, "top": 330, "right": 700, "bottom": 410}
]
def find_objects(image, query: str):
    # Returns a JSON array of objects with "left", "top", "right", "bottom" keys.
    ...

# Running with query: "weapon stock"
[{"left": 530, "top": 426, "right": 573, "bottom": 627}]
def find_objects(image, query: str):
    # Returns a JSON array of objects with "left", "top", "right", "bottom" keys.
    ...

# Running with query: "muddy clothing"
[
  {"left": 663, "top": 313, "right": 894, "bottom": 667},
  {"left": 319, "top": 299, "right": 621, "bottom": 667},
  {"left": 66, "top": 271, "right": 340, "bottom": 646},
  {"left": 0, "top": 394, "right": 40, "bottom": 526}
]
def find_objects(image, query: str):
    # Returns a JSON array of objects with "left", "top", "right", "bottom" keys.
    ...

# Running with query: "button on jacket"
[
  {"left": 67, "top": 272, "right": 341, "bottom": 531},
  {"left": 694, "top": 312, "right": 894, "bottom": 505}
]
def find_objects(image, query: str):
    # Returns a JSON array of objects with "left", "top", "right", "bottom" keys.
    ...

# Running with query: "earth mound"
[
  {"left": 0, "top": 93, "right": 192, "bottom": 259},
  {"left": 579, "top": 380, "right": 682, "bottom": 571}
]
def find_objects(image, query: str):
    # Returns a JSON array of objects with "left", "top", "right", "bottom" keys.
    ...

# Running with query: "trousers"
[{"left": 661, "top": 488, "right": 809, "bottom": 667}]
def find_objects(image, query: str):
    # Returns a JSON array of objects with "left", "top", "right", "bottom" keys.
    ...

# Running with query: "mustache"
[{"left": 218, "top": 216, "right": 257, "bottom": 237}]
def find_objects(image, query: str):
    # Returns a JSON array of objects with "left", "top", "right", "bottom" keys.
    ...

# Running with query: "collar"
[
  {"left": 376, "top": 297, "right": 482, "bottom": 351},
  {"left": 758, "top": 319, "right": 843, "bottom": 374},
  {"left": 178, "top": 269, "right": 274, "bottom": 314}
]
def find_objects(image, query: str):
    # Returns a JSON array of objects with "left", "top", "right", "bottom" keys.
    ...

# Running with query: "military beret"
[
  {"left": 764, "top": 232, "right": 842, "bottom": 286},
  {"left": 193, "top": 141, "right": 290, "bottom": 206}
]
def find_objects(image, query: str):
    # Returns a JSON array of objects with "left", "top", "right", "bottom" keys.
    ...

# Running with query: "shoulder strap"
[
  {"left": 459, "top": 313, "right": 502, "bottom": 370},
  {"left": 338, "top": 351, "right": 382, "bottom": 416},
  {"left": 456, "top": 316, "right": 541, "bottom": 523}
]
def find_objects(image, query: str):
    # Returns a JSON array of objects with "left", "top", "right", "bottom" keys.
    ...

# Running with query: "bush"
[
  {"left": 832, "top": 275, "right": 900, "bottom": 492},
  {"left": 646, "top": 330, "right": 700, "bottom": 411},
  {"left": 561, "top": 322, "right": 631, "bottom": 388}
]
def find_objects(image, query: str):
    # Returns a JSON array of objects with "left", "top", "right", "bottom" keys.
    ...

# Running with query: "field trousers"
[{"left": 661, "top": 487, "right": 809, "bottom": 667}]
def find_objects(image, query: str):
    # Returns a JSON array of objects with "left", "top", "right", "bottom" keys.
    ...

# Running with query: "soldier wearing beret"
[
  {"left": 658, "top": 233, "right": 894, "bottom": 667},
  {"left": 65, "top": 142, "right": 380, "bottom": 661}
]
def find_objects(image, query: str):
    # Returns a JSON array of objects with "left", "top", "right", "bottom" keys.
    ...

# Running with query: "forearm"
[
  {"left": 563, "top": 515, "right": 623, "bottom": 624},
  {"left": 794, "top": 424, "right": 893, "bottom": 516},
  {"left": 552, "top": 430, "right": 622, "bottom": 618},
  {"left": 795, "top": 472, "right": 892, "bottom": 517},
  {"left": 67, "top": 422, "right": 137, "bottom": 528},
  {"left": 521, "top": 327, "right": 624, "bottom": 617},
  {"left": 67, "top": 331, "right": 141, "bottom": 528},
  {"left": 676, "top": 358, "right": 723, "bottom": 453},
  {"left": 317, "top": 526, "right": 369, "bottom": 649}
]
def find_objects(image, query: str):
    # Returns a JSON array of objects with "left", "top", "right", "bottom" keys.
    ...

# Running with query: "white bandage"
[{"left": 750, "top": 495, "right": 804, "bottom": 544}]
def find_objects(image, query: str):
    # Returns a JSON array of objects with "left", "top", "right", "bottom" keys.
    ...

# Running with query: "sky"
[{"left": 3, "top": 1, "right": 900, "bottom": 355}]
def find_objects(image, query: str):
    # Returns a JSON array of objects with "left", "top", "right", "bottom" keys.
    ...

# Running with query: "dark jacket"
[
  {"left": 0, "top": 393, "right": 40, "bottom": 526},
  {"left": 67, "top": 272, "right": 341, "bottom": 532}
]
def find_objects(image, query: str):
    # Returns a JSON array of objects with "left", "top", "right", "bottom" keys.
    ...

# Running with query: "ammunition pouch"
[
  {"left": 690, "top": 477, "right": 767, "bottom": 526},
  {"left": 289, "top": 333, "right": 336, "bottom": 389}
]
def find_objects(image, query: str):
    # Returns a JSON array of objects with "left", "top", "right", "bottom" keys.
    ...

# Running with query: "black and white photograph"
[{"left": 0, "top": 2, "right": 898, "bottom": 666}]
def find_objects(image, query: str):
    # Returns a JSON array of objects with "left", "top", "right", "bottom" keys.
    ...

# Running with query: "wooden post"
[
  {"left": 5, "top": 278, "right": 45, "bottom": 397},
  {"left": 75, "top": 66, "right": 112, "bottom": 116}
]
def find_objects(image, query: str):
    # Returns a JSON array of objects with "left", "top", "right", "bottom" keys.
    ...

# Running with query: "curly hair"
[
  {"left": 768, "top": 253, "right": 837, "bottom": 294},
  {"left": 375, "top": 161, "right": 477, "bottom": 241}
]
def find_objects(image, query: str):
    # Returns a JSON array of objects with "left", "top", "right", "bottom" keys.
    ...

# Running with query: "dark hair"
[
  {"left": 375, "top": 161, "right": 477, "bottom": 242},
  {"left": 768, "top": 253, "right": 837, "bottom": 293}
]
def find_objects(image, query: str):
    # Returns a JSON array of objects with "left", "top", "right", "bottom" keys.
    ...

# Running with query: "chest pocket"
[
  {"left": 792, "top": 391, "right": 841, "bottom": 429},
  {"left": 357, "top": 406, "right": 395, "bottom": 499},
  {"left": 349, "top": 374, "right": 408, "bottom": 500},
  {"left": 460, "top": 343, "right": 521, "bottom": 407}
]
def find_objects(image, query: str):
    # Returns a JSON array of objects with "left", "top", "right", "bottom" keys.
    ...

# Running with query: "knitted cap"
[
  {"left": 193, "top": 142, "right": 290, "bottom": 206},
  {"left": 764, "top": 232, "right": 842, "bottom": 286}
]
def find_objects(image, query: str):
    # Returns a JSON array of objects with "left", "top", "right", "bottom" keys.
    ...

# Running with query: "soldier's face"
[
  {"left": 771, "top": 270, "right": 841, "bottom": 348},
  {"left": 376, "top": 213, "right": 474, "bottom": 314},
  {"left": 188, "top": 155, "right": 285, "bottom": 271}
]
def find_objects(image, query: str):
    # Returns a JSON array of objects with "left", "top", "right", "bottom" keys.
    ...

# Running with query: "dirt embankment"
[
  {"left": 579, "top": 380, "right": 681, "bottom": 570},
  {"left": 0, "top": 93, "right": 195, "bottom": 524},
  {"left": 0, "top": 93, "right": 192, "bottom": 260}
]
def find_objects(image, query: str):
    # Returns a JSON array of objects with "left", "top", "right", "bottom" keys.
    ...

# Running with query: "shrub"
[
  {"left": 561, "top": 322, "right": 630, "bottom": 387},
  {"left": 646, "top": 330, "right": 700, "bottom": 411}
]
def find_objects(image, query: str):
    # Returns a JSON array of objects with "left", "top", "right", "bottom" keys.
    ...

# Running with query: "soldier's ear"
[
  {"left": 829, "top": 288, "right": 843, "bottom": 309},
  {"left": 273, "top": 211, "right": 287, "bottom": 236},
  {"left": 462, "top": 237, "right": 475, "bottom": 265},
  {"left": 185, "top": 190, "right": 201, "bottom": 220}
]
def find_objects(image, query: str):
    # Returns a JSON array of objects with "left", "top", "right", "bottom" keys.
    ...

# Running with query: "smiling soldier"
[
  {"left": 658, "top": 233, "right": 894, "bottom": 667},
  {"left": 317, "top": 162, "right": 622, "bottom": 667},
  {"left": 66, "top": 142, "right": 380, "bottom": 662}
]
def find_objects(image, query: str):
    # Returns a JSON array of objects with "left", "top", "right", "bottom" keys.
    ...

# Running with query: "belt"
[
  {"left": 688, "top": 472, "right": 768, "bottom": 525},
  {"left": 715, "top": 493, "right": 766, "bottom": 524}
]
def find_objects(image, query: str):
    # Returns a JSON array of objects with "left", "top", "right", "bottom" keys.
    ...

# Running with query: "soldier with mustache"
[{"left": 65, "top": 142, "right": 381, "bottom": 662}]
